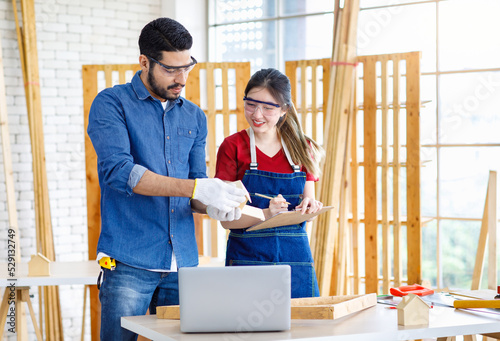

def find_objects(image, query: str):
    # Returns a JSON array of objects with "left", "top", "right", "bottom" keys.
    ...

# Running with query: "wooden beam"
[
  {"left": 381, "top": 56, "right": 391, "bottom": 294},
  {"left": 406, "top": 51, "right": 422, "bottom": 286},
  {"left": 361, "top": 55, "right": 378, "bottom": 294},
  {"left": 487, "top": 171, "right": 497, "bottom": 290},
  {"left": 392, "top": 55, "right": 403, "bottom": 288},
  {"left": 471, "top": 171, "right": 496, "bottom": 290}
]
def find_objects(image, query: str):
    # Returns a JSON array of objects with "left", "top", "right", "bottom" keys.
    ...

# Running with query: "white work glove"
[
  {"left": 206, "top": 206, "right": 242, "bottom": 221},
  {"left": 192, "top": 178, "right": 247, "bottom": 213}
]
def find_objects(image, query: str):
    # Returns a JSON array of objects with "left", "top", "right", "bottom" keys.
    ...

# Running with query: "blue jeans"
[{"left": 99, "top": 261, "right": 179, "bottom": 340}]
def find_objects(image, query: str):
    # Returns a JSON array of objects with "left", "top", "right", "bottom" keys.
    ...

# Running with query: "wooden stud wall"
[
  {"left": 83, "top": 62, "right": 249, "bottom": 339},
  {"left": 185, "top": 62, "right": 251, "bottom": 257},
  {"left": 285, "top": 51, "right": 422, "bottom": 295},
  {"left": 82, "top": 63, "right": 141, "bottom": 341},
  {"left": 285, "top": 59, "right": 330, "bottom": 144}
]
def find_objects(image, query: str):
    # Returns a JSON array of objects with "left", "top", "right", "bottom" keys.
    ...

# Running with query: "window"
[{"left": 209, "top": 0, "right": 334, "bottom": 72}]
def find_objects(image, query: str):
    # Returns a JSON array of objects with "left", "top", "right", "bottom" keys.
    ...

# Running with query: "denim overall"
[{"left": 225, "top": 129, "right": 320, "bottom": 298}]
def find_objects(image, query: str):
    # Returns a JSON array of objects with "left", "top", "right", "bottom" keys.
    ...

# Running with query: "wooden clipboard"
[{"left": 246, "top": 206, "right": 334, "bottom": 231}]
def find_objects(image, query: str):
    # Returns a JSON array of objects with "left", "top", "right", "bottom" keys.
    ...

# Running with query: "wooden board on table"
[
  {"left": 246, "top": 206, "right": 334, "bottom": 231},
  {"left": 157, "top": 305, "right": 180, "bottom": 320},
  {"left": 157, "top": 293, "right": 377, "bottom": 321}
]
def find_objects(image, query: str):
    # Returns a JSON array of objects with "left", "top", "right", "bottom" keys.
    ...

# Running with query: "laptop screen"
[{"left": 178, "top": 265, "right": 291, "bottom": 333}]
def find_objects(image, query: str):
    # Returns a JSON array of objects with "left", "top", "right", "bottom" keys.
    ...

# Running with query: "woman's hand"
[
  {"left": 296, "top": 197, "right": 323, "bottom": 217},
  {"left": 268, "top": 194, "right": 289, "bottom": 217}
]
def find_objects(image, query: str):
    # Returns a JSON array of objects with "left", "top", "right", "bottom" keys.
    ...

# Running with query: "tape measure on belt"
[{"left": 98, "top": 257, "right": 116, "bottom": 270}]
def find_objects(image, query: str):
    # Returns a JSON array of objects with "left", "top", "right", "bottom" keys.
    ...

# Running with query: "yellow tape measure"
[{"left": 99, "top": 257, "right": 116, "bottom": 270}]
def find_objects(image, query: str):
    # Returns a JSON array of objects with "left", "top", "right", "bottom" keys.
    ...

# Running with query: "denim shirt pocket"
[{"left": 177, "top": 127, "right": 197, "bottom": 164}]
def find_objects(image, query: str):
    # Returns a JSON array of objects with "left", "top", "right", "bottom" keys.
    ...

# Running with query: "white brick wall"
[{"left": 0, "top": 0, "right": 162, "bottom": 339}]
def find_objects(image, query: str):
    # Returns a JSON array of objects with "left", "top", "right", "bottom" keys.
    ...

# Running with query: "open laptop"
[{"left": 178, "top": 265, "right": 291, "bottom": 333}]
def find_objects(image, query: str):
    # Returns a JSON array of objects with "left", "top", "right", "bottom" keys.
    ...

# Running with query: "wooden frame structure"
[
  {"left": 82, "top": 63, "right": 141, "bottom": 341},
  {"left": 285, "top": 51, "right": 422, "bottom": 295},
  {"left": 185, "top": 62, "right": 250, "bottom": 257},
  {"left": 82, "top": 62, "right": 250, "bottom": 339}
]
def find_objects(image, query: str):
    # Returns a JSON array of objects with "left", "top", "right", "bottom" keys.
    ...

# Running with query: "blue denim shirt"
[{"left": 87, "top": 71, "right": 207, "bottom": 270}]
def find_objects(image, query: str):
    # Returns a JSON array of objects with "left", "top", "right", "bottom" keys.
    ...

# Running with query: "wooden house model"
[
  {"left": 396, "top": 293, "right": 430, "bottom": 326},
  {"left": 28, "top": 253, "right": 51, "bottom": 277}
]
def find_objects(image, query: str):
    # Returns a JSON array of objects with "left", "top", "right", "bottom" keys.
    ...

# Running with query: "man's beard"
[{"left": 147, "top": 70, "right": 184, "bottom": 101}]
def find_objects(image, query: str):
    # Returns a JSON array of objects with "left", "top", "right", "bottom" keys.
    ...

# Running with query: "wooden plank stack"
[
  {"left": 11, "top": 0, "right": 63, "bottom": 338},
  {"left": 309, "top": 0, "right": 360, "bottom": 296}
]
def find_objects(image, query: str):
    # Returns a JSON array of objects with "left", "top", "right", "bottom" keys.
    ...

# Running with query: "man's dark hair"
[{"left": 138, "top": 18, "right": 193, "bottom": 60}]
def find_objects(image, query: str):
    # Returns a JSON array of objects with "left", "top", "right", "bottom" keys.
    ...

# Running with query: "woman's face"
[{"left": 243, "top": 87, "right": 285, "bottom": 134}]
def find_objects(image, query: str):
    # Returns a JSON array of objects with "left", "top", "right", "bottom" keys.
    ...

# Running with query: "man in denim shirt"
[{"left": 87, "top": 18, "right": 246, "bottom": 340}]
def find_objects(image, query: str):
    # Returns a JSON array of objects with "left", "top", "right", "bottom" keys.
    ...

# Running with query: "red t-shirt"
[{"left": 215, "top": 130, "right": 318, "bottom": 182}]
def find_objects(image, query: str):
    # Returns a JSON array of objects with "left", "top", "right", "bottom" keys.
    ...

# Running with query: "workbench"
[{"left": 0, "top": 261, "right": 100, "bottom": 340}]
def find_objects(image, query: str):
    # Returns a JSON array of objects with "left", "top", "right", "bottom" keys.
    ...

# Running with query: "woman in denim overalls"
[{"left": 215, "top": 68, "right": 324, "bottom": 298}]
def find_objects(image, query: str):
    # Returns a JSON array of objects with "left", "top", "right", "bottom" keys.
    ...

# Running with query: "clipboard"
[{"left": 246, "top": 206, "right": 334, "bottom": 231}]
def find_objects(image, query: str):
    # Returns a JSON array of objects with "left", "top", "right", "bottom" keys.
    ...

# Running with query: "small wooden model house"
[
  {"left": 396, "top": 294, "right": 430, "bottom": 326},
  {"left": 28, "top": 253, "right": 51, "bottom": 276}
]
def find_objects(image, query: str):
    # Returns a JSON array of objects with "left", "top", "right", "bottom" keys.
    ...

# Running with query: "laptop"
[{"left": 178, "top": 265, "right": 291, "bottom": 333}]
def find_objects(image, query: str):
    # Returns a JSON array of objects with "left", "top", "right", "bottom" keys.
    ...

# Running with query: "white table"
[
  {"left": 0, "top": 260, "right": 100, "bottom": 287},
  {"left": 121, "top": 304, "right": 500, "bottom": 341}
]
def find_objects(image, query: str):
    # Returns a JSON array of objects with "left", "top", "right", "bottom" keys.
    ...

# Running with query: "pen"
[{"left": 254, "top": 193, "right": 291, "bottom": 205}]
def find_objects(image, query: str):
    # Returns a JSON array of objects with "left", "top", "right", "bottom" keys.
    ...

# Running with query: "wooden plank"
[
  {"left": 193, "top": 213, "right": 204, "bottom": 255},
  {"left": 22, "top": 289, "right": 44, "bottom": 341},
  {"left": 291, "top": 293, "right": 376, "bottom": 320},
  {"left": 221, "top": 63, "right": 230, "bottom": 137},
  {"left": 15, "top": 289, "right": 28, "bottom": 340},
  {"left": 311, "top": 60, "right": 318, "bottom": 142},
  {"left": 299, "top": 60, "right": 307, "bottom": 129},
  {"left": 156, "top": 305, "right": 180, "bottom": 320},
  {"left": 471, "top": 172, "right": 495, "bottom": 290},
  {"left": 487, "top": 171, "right": 497, "bottom": 289},
  {"left": 312, "top": 0, "right": 361, "bottom": 296},
  {"left": 381, "top": 56, "right": 390, "bottom": 294},
  {"left": 157, "top": 294, "right": 377, "bottom": 321},
  {"left": 104, "top": 65, "right": 113, "bottom": 88},
  {"left": 235, "top": 62, "right": 250, "bottom": 131},
  {"left": 321, "top": 58, "right": 331, "bottom": 129},
  {"left": 286, "top": 61, "right": 298, "bottom": 105},
  {"left": 0, "top": 288, "right": 10, "bottom": 340},
  {"left": 405, "top": 51, "right": 421, "bottom": 286},
  {"left": 362, "top": 55, "right": 378, "bottom": 294},
  {"left": 83, "top": 65, "right": 100, "bottom": 262},
  {"left": 205, "top": 63, "right": 218, "bottom": 257},
  {"left": 185, "top": 64, "right": 201, "bottom": 106},
  {"left": 351, "top": 76, "right": 360, "bottom": 295},
  {"left": 392, "top": 55, "right": 403, "bottom": 288},
  {"left": 82, "top": 64, "right": 101, "bottom": 341},
  {"left": 118, "top": 65, "right": 127, "bottom": 84},
  {"left": 335, "top": 80, "right": 355, "bottom": 295},
  {"left": 330, "top": 0, "right": 359, "bottom": 296}
]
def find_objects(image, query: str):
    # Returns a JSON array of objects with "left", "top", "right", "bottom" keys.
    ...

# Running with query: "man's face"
[{"left": 142, "top": 50, "right": 194, "bottom": 101}]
